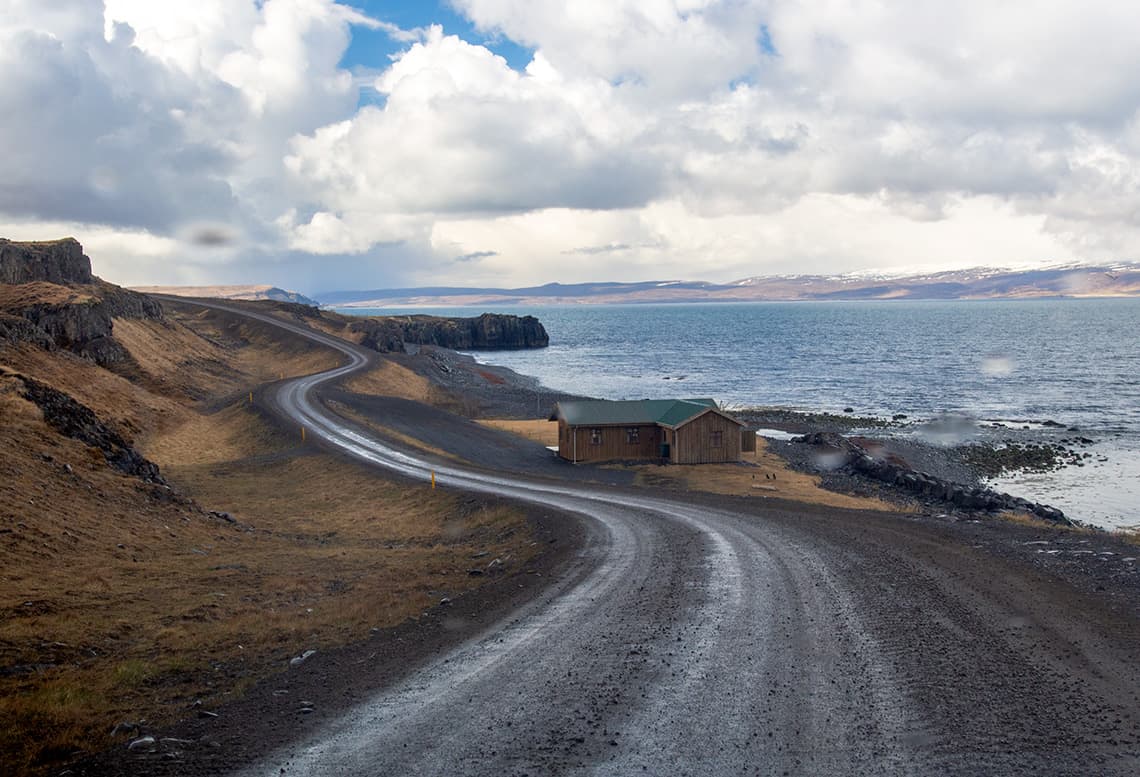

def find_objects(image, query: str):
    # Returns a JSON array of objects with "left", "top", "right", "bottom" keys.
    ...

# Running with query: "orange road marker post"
[
  {"left": 431, "top": 471, "right": 436, "bottom": 489},
  {"left": 249, "top": 391, "right": 253, "bottom": 405}
]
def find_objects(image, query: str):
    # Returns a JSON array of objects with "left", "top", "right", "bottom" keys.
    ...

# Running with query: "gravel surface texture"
[{"left": 73, "top": 303, "right": 1140, "bottom": 777}]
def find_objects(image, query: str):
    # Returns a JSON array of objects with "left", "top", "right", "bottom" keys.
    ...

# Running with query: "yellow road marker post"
[
  {"left": 431, "top": 471, "right": 436, "bottom": 489},
  {"left": 301, "top": 426, "right": 306, "bottom": 442}
]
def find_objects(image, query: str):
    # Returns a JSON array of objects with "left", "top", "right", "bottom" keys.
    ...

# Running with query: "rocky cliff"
[
  {"left": 349, "top": 312, "right": 549, "bottom": 352},
  {"left": 0, "top": 237, "right": 93, "bottom": 284},
  {"left": 0, "top": 238, "right": 164, "bottom": 366}
]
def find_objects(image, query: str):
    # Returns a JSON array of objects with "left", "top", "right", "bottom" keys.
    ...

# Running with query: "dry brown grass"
[
  {"left": 996, "top": 510, "right": 1112, "bottom": 537},
  {"left": 141, "top": 402, "right": 292, "bottom": 467},
  {"left": 618, "top": 440, "right": 904, "bottom": 511},
  {"left": 0, "top": 282, "right": 96, "bottom": 307},
  {"left": 150, "top": 307, "right": 341, "bottom": 387},
  {"left": 477, "top": 419, "right": 558, "bottom": 447},
  {"left": 110, "top": 317, "right": 237, "bottom": 398},
  {"left": 343, "top": 359, "right": 443, "bottom": 404},
  {"left": 995, "top": 510, "right": 1140, "bottom": 545},
  {"left": 0, "top": 304, "right": 536, "bottom": 775},
  {"left": 994, "top": 510, "right": 1091, "bottom": 531},
  {"left": 1116, "top": 529, "right": 1140, "bottom": 547},
  {"left": 0, "top": 392, "right": 534, "bottom": 774},
  {"left": 1, "top": 345, "right": 188, "bottom": 440}
]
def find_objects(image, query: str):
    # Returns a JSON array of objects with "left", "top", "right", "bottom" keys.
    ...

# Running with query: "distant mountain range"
[
  {"left": 132, "top": 284, "right": 318, "bottom": 306},
  {"left": 319, "top": 263, "right": 1140, "bottom": 307}
]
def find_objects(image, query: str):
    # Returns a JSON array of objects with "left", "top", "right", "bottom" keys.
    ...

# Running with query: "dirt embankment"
[{"left": 0, "top": 285, "right": 555, "bottom": 775}]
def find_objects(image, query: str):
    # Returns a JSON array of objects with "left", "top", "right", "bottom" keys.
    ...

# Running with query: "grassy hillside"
[{"left": 0, "top": 290, "right": 536, "bottom": 774}]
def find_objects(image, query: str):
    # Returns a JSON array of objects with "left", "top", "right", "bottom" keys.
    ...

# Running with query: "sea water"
[{"left": 336, "top": 299, "right": 1140, "bottom": 530}]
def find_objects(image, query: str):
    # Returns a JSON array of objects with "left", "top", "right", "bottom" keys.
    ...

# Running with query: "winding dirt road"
[{"left": 173, "top": 299, "right": 1139, "bottom": 776}]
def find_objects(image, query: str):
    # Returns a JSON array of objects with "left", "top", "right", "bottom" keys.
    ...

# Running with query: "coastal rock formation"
[
  {"left": 0, "top": 237, "right": 93, "bottom": 285},
  {"left": 0, "top": 238, "right": 164, "bottom": 366},
  {"left": 349, "top": 312, "right": 549, "bottom": 352},
  {"left": 795, "top": 432, "right": 1071, "bottom": 524}
]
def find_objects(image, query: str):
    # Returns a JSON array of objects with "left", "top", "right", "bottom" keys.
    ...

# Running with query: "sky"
[{"left": 1, "top": 1, "right": 1139, "bottom": 294}]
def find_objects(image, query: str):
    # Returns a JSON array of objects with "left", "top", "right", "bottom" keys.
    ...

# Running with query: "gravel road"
[{"left": 151, "top": 300, "right": 1140, "bottom": 776}]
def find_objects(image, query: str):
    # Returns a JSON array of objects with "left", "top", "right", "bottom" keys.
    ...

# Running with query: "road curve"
[{"left": 166, "top": 298, "right": 1140, "bottom": 776}]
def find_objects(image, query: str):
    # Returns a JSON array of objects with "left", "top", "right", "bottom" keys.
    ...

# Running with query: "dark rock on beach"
[
  {"left": 960, "top": 440, "right": 1087, "bottom": 477},
  {"left": 791, "top": 431, "right": 1072, "bottom": 525},
  {"left": 734, "top": 407, "right": 894, "bottom": 433}
]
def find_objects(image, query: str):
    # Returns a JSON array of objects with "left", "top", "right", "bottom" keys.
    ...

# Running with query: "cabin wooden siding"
[
  {"left": 741, "top": 429, "right": 757, "bottom": 453},
  {"left": 671, "top": 411, "right": 743, "bottom": 464},
  {"left": 558, "top": 421, "right": 662, "bottom": 462}
]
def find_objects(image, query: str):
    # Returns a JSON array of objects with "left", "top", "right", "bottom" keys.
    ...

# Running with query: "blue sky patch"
[
  {"left": 758, "top": 24, "right": 777, "bottom": 56},
  {"left": 340, "top": 1, "right": 535, "bottom": 75}
]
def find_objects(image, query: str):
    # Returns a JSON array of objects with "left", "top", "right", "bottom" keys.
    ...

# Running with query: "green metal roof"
[{"left": 552, "top": 398, "right": 739, "bottom": 428}]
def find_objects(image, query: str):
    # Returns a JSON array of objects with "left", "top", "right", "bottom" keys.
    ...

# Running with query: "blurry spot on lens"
[
  {"left": 981, "top": 354, "right": 1013, "bottom": 377},
  {"left": 187, "top": 224, "right": 236, "bottom": 247}
]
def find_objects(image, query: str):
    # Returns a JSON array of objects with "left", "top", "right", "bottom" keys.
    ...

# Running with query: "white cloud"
[
  {"left": 0, "top": 2, "right": 238, "bottom": 231},
  {"left": 1, "top": 1, "right": 1139, "bottom": 293},
  {"left": 427, "top": 194, "right": 1071, "bottom": 287},
  {"left": 282, "top": 26, "right": 661, "bottom": 235},
  {"left": 454, "top": 0, "right": 770, "bottom": 100}
]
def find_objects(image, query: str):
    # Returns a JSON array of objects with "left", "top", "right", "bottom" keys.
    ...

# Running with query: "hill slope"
[{"left": 0, "top": 239, "right": 542, "bottom": 775}]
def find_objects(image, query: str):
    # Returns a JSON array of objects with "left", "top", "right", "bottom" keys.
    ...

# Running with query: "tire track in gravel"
[{"left": 165, "top": 298, "right": 1139, "bottom": 777}]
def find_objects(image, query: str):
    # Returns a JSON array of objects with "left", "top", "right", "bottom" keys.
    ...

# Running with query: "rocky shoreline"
[
  {"left": 153, "top": 288, "right": 1117, "bottom": 532},
  {"left": 415, "top": 353, "right": 1105, "bottom": 528},
  {"left": 717, "top": 407, "right": 1123, "bottom": 528},
  {"left": 789, "top": 432, "right": 1069, "bottom": 524}
]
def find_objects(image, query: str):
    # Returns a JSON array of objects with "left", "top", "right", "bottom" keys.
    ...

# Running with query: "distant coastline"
[{"left": 317, "top": 262, "right": 1140, "bottom": 307}]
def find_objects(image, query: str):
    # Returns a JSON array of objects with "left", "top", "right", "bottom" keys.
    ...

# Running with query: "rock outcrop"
[
  {"left": 0, "top": 238, "right": 93, "bottom": 285},
  {"left": 15, "top": 372, "right": 164, "bottom": 483},
  {"left": 0, "top": 238, "right": 164, "bottom": 366},
  {"left": 349, "top": 313, "right": 549, "bottom": 353},
  {"left": 794, "top": 432, "right": 1071, "bottom": 525}
]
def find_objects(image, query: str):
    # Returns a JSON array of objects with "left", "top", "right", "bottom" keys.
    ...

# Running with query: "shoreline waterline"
[{"left": 334, "top": 300, "right": 1140, "bottom": 530}]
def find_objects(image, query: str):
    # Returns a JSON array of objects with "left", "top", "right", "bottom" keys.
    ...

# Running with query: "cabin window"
[
  {"left": 710, "top": 430, "right": 723, "bottom": 448},
  {"left": 590, "top": 428, "right": 603, "bottom": 445},
  {"left": 626, "top": 427, "right": 639, "bottom": 444}
]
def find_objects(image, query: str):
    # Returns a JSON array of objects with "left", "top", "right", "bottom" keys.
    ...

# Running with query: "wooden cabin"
[{"left": 549, "top": 398, "right": 746, "bottom": 464}]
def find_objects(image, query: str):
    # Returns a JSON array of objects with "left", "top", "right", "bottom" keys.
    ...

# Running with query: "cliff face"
[
  {"left": 0, "top": 237, "right": 93, "bottom": 285},
  {"left": 349, "top": 312, "right": 549, "bottom": 352},
  {"left": 0, "top": 238, "right": 164, "bottom": 366}
]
